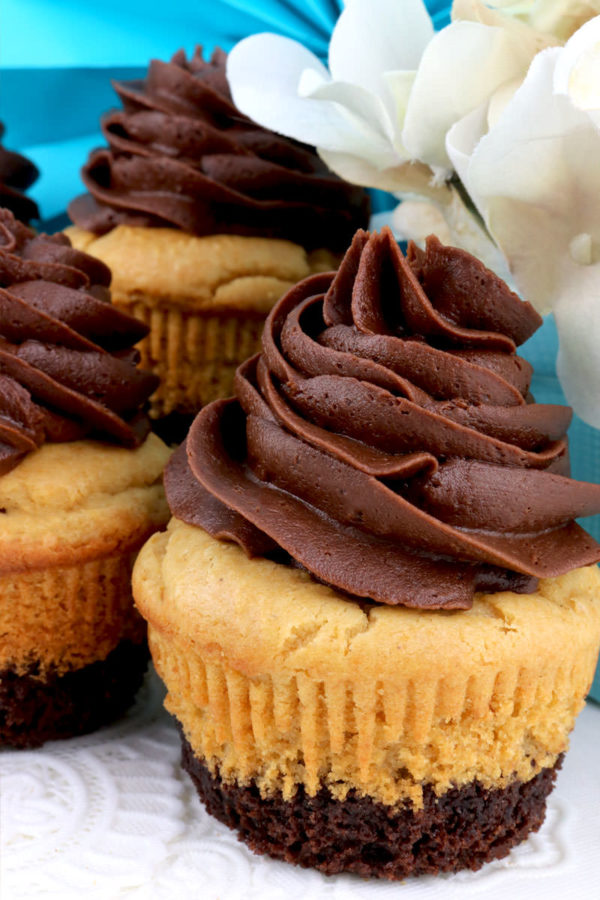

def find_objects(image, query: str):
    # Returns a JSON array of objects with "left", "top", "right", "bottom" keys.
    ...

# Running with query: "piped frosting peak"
[
  {"left": 166, "top": 228, "right": 600, "bottom": 609},
  {"left": 0, "top": 209, "right": 158, "bottom": 474},
  {"left": 69, "top": 47, "right": 369, "bottom": 250}
]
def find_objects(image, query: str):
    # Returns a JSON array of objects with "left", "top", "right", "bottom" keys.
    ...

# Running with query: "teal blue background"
[
  {"left": 1, "top": 0, "right": 449, "bottom": 219},
  {"left": 1, "top": 0, "right": 598, "bottom": 698}
]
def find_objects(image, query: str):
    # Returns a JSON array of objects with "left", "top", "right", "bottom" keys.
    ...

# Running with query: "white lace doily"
[{"left": 2, "top": 669, "right": 599, "bottom": 900}]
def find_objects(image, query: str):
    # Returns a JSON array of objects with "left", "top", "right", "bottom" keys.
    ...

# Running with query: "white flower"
[
  {"left": 486, "top": 0, "right": 600, "bottom": 41},
  {"left": 227, "top": 0, "right": 600, "bottom": 427},
  {"left": 447, "top": 16, "right": 600, "bottom": 425},
  {"left": 226, "top": 0, "right": 436, "bottom": 193},
  {"left": 226, "top": 0, "right": 560, "bottom": 231},
  {"left": 402, "top": 0, "right": 557, "bottom": 170}
]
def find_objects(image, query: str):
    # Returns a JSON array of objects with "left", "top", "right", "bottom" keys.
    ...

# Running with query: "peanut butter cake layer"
[
  {"left": 133, "top": 229, "right": 600, "bottom": 878},
  {"left": 0, "top": 209, "right": 171, "bottom": 747},
  {"left": 67, "top": 47, "right": 370, "bottom": 422}
]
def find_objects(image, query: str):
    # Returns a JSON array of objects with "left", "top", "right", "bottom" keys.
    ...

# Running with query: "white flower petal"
[
  {"left": 484, "top": 197, "right": 570, "bottom": 312},
  {"left": 467, "top": 47, "right": 600, "bottom": 260},
  {"left": 227, "top": 34, "right": 389, "bottom": 157},
  {"left": 318, "top": 149, "right": 435, "bottom": 193},
  {"left": 329, "top": 0, "right": 433, "bottom": 92},
  {"left": 453, "top": 1, "right": 559, "bottom": 64},
  {"left": 405, "top": 0, "right": 557, "bottom": 170},
  {"left": 299, "top": 74, "right": 396, "bottom": 148},
  {"left": 486, "top": 76, "right": 522, "bottom": 127},
  {"left": 554, "top": 14, "right": 600, "bottom": 123},
  {"left": 484, "top": 176, "right": 600, "bottom": 313},
  {"left": 492, "top": 0, "right": 600, "bottom": 42},
  {"left": 444, "top": 188, "right": 513, "bottom": 276},
  {"left": 392, "top": 200, "right": 453, "bottom": 244},
  {"left": 453, "top": 0, "right": 558, "bottom": 49},
  {"left": 382, "top": 70, "right": 417, "bottom": 151},
  {"left": 555, "top": 277, "right": 600, "bottom": 427},
  {"left": 452, "top": 0, "right": 523, "bottom": 27},
  {"left": 569, "top": 232, "right": 594, "bottom": 265},
  {"left": 446, "top": 104, "right": 489, "bottom": 207},
  {"left": 403, "top": 21, "right": 531, "bottom": 169},
  {"left": 467, "top": 50, "right": 565, "bottom": 202},
  {"left": 317, "top": 149, "right": 402, "bottom": 190},
  {"left": 537, "top": 1, "right": 600, "bottom": 42},
  {"left": 451, "top": 42, "right": 600, "bottom": 317}
]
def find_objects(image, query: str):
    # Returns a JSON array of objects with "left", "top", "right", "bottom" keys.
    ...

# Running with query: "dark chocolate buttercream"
[
  {"left": 166, "top": 230, "right": 600, "bottom": 609},
  {"left": 0, "top": 124, "right": 39, "bottom": 224},
  {"left": 0, "top": 209, "right": 159, "bottom": 474},
  {"left": 68, "top": 47, "right": 369, "bottom": 250}
]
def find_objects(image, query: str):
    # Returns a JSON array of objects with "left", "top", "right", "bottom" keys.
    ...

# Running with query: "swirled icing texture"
[
  {"left": 0, "top": 123, "right": 39, "bottom": 224},
  {"left": 0, "top": 209, "right": 159, "bottom": 475},
  {"left": 166, "top": 229, "right": 600, "bottom": 610},
  {"left": 68, "top": 47, "right": 369, "bottom": 250}
]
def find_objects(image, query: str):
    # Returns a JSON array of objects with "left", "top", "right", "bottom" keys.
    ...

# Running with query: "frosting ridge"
[
  {"left": 166, "top": 229, "right": 600, "bottom": 609},
  {"left": 68, "top": 48, "right": 369, "bottom": 250},
  {"left": 0, "top": 209, "right": 159, "bottom": 474},
  {"left": 0, "top": 123, "right": 39, "bottom": 224}
]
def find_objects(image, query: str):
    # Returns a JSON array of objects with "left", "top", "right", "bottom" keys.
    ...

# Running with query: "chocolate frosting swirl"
[
  {"left": 0, "top": 124, "right": 39, "bottom": 224},
  {"left": 166, "top": 229, "right": 600, "bottom": 610},
  {"left": 68, "top": 47, "right": 369, "bottom": 250},
  {"left": 0, "top": 209, "right": 159, "bottom": 475}
]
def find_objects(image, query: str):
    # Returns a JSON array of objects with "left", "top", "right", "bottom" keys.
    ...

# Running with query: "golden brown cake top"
[
  {"left": 68, "top": 47, "right": 369, "bottom": 250},
  {"left": 0, "top": 209, "right": 159, "bottom": 474},
  {"left": 166, "top": 228, "right": 600, "bottom": 609}
]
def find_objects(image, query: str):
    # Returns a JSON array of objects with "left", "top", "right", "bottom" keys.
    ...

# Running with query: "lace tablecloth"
[{"left": 2, "top": 669, "right": 599, "bottom": 900}]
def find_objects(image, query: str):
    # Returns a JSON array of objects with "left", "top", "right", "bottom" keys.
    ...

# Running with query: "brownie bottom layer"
[
  {"left": 0, "top": 639, "right": 150, "bottom": 749},
  {"left": 181, "top": 735, "right": 561, "bottom": 879}
]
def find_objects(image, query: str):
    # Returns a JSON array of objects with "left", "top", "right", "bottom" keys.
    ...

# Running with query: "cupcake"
[
  {"left": 0, "top": 209, "right": 171, "bottom": 748},
  {"left": 133, "top": 229, "right": 600, "bottom": 879},
  {"left": 0, "top": 123, "right": 39, "bottom": 224},
  {"left": 66, "top": 47, "right": 370, "bottom": 437}
]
